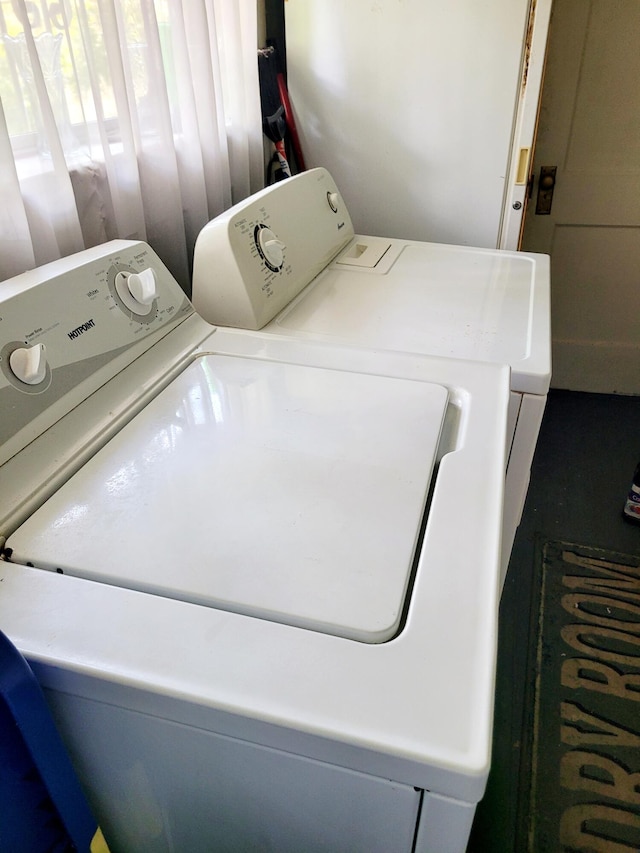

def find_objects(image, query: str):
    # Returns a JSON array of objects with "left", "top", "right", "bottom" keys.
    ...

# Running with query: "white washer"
[
  {"left": 192, "top": 168, "right": 551, "bottom": 587},
  {"left": 0, "top": 241, "right": 509, "bottom": 852}
]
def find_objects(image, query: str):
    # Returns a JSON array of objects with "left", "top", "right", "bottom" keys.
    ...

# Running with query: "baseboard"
[{"left": 551, "top": 339, "right": 640, "bottom": 395}]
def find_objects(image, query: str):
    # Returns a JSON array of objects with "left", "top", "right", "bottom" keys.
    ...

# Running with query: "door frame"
[{"left": 498, "top": 0, "right": 553, "bottom": 250}]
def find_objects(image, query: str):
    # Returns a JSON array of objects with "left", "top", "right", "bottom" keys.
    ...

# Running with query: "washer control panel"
[
  {"left": 192, "top": 168, "right": 355, "bottom": 330},
  {"left": 0, "top": 240, "right": 193, "bottom": 465}
]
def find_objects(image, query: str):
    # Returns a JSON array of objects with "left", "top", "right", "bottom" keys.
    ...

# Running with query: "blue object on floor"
[{"left": 0, "top": 630, "right": 110, "bottom": 852}]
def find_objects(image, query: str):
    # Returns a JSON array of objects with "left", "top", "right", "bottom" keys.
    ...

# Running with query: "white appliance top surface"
[
  {"left": 7, "top": 351, "right": 447, "bottom": 643},
  {"left": 273, "top": 239, "right": 551, "bottom": 395},
  {"left": 1, "top": 326, "right": 510, "bottom": 799}
]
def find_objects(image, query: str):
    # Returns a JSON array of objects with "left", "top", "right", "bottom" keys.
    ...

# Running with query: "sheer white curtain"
[{"left": 0, "top": 0, "right": 264, "bottom": 291}]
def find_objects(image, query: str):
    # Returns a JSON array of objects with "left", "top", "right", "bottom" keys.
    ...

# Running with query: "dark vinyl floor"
[{"left": 468, "top": 389, "right": 640, "bottom": 853}]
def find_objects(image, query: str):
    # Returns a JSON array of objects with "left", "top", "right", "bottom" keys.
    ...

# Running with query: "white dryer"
[
  {"left": 0, "top": 241, "right": 508, "bottom": 852},
  {"left": 192, "top": 168, "right": 551, "bottom": 587}
]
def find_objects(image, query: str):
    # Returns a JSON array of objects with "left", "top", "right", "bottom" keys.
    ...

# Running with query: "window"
[{"left": 0, "top": 0, "right": 263, "bottom": 290}]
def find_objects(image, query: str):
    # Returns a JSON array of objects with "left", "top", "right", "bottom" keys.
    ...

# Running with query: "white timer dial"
[
  {"left": 10, "top": 343, "right": 48, "bottom": 385},
  {"left": 115, "top": 268, "right": 158, "bottom": 315},
  {"left": 256, "top": 226, "right": 285, "bottom": 270}
]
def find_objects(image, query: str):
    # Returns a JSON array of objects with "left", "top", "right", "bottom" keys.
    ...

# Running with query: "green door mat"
[{"left": 526, "top": 542, "right": 640, "bottom": 852}]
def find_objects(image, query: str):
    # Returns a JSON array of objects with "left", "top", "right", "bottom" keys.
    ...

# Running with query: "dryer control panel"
[
  {"left": 0, "top": 241, "right": 192, "bottom": 466},
  {"left": 192, "top": 168, "right": 355, "bottom": 329}
]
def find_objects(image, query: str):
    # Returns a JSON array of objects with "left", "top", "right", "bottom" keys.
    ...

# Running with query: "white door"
[{"left": 521, "top": 0, "right": 640, "bottom": 394}]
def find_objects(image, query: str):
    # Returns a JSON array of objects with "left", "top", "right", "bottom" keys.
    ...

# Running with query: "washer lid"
[
  {"left": 274, "top": 240, "right": 551, "bottom": 396},
  {"left": 7, "top": 354, "right": 448, "bottom": 643}
]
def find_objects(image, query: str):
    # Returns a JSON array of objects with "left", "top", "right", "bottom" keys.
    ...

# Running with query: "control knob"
[
  {"left": 115, "top": 267, "right": 158, "bottom": 315},
  {"left": 327, "top": 191, "right": 339, "bottom": 213},
  {"left": 255, "top": 225, "right": 285, "bottom": 271},
  {"left": 9, "top": 343, "right": 48, "bottom": 385}
]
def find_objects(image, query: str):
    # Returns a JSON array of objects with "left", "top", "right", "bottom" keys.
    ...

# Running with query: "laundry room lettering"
[
  {"left": 562, "top": 657, "right": 640, "bottom": 701},
  {"left": 560, "top": 701, "right": 640, "bottom": 747},
  {"left": 555, "top": 549, "right": 640, "bottom": 852},
  {"left": 561, "top": 624, "right": 640, "bottom": 666},
  {"left": 561, "top": 594, "right": 640, "bottom": 633},
  {"left": 560, "top": 804, "right": 640, "bottom": 853},
  {"left": 560, "top": 749, "right": 640, "bottom": 804},
  {"left": 561, "top": 549, "right": 640, "bottom": 592}
]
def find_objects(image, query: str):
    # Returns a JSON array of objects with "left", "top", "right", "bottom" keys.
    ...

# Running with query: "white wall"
[{"left": 284, "top": 0, "right": 531, "bottom": 249}]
